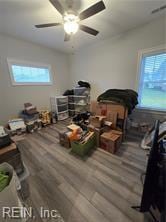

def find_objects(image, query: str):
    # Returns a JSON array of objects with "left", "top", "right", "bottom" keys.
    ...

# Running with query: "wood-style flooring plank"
[
  {"left": 17, "top": 120, "right": 151, "bottom": 222},
  {"left": 91, "top": 192, "right": 132, "bottom": 222}
]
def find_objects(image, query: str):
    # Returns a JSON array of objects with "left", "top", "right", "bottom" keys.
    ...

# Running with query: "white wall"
[
  {"left": 0, "top": 33, "right": 69, "bottom": 124},
  {"left": 0, "top": 16, "right": 165, "bottom": 124},
  {"left": 69, "top": 16, "right": 165, "bottom": 100}
]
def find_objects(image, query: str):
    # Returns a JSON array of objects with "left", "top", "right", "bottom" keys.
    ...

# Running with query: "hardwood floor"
[{"left": 17, "top": 120, "right": 152, "bottom": 222}]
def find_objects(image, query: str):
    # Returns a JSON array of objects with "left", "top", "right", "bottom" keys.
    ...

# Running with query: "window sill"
[
  {"left": 12, "top": 82, "right": 53, "bottom": 86},
  {"left": 135, "top": 107, "right": 166, "bottom": 115}
]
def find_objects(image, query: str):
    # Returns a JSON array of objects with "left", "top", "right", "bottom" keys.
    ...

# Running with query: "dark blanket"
[{"left": 97, "top": 89, "right": 138, "bottom": 114}]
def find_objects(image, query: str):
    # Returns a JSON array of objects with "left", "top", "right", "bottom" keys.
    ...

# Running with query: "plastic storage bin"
[
  {"left": 57, "top": 104, "right": 68, "bottom": 112},
  {"left": 74, "top": 96, "right": 88, "bottom": 105},
  {"left": 50, "top": 96, "right": 69, "bottom": 120},
  {"left": 71, "top": 133, "right": 95, "bottom": 157},
  {"left": 69, "top": 110, "right": 75, "bottom": 117},
  {"left": 58, "top": 111, "right": 69, "bottom": 121},
  {"left": 68, "top": 95, "right": 75, "bottom": 103},
  {"left": 56, "top": 97, "right": 68, "bottom": 105},
  {"left": 69, "top": 103, "right": 75, "bottom": 110},
  {"left": 74, "top": 87, "right": 90, "bottom": 96}
]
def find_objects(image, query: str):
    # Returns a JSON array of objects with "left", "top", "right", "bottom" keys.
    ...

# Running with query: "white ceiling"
[{"left": 0, "top": 0, "right": 165, "bottom": 53}]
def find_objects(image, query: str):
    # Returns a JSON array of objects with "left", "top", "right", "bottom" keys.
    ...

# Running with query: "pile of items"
[
  {"left": 20, "top": 103, "right": 42, "bottom": 133},
  {"left": 5, "top": 118, "right": 26, "bottom": 136},
  {"left": 39, "top": 110, "right": 51, "bottom": 126},
  {"left": 59, "top": 110, "right": 123, "bottom": 156},
  {"left": 0, "top": 102, "right": 51, "bottom": 201},
  {"left": 89, "top": 115, "right": 122, "bottom": 154},
  {"left": 5, "top": 103, "right": 53, "bottom": 135},
  {"left": 97, "top": 89, "right": 138, "bottom": 114},
  {"left": 59, "top": 123, "right": 95, "bottom": 157},
  {"left": 0, "top": 102, "right": 53, "bottom": 201}
]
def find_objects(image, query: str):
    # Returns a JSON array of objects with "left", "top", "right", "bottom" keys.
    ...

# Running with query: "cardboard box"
[
  {"left": 59, "top": 131, "right": 71, "bottom": 148},
  {"left": 90, "top": 115, "right": 106, "bottom": 128},
  {"left": 98, "top": 103, "right": 107, "bottom": 116},
  {"left": 67, "top": 124, "right": 81, "bottom": 131},
  {"left": 90, "top": 101, "right": 107, "bottom": 116},
  {"left": 91, "top": 101, "right": 128, "bottom": 120},
  {"left": 106, "top": 112, "right": 118, "bottom": 129},
  {"left": 100, "top": 132, "right": 121, "bottom": 154},
  {"left": 90, "top": 101, "right": 99, "bottom": 114},
  {"left": 110, "top": 130, "right": 123, "bottom": 142},
  {"left": 106, "top": 104, "right": 128, "bottom": 119},
  {"left": 88, "top": 125, "right": 110, "bottom": 147},
  {"left": 24, "top": 103, "right": 38, "bottom": 115}
]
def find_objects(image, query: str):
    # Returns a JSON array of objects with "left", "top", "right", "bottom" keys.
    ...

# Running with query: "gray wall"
[{"left": 0, "top": 33, "right": 69, "bottom": 124}]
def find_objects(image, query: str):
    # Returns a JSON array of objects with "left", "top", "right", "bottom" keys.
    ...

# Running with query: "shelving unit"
[
  {"left": 68, "top": 87, "right": 90, "bottom": 117},
  {"left": 50, "top": 96, "right": 69, "bottom": 121}
]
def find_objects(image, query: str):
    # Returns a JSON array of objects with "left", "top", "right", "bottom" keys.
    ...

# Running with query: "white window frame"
[
  {"left": 7, "top": 58, "right": 53, "bottom": 86},
  {"left": 136, "top": 45, "right": 166, "bottom": 112}
]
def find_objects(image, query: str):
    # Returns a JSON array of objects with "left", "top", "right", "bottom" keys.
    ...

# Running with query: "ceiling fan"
[{"left": 35, "top": 0, "right": 106, "bottom": 41}]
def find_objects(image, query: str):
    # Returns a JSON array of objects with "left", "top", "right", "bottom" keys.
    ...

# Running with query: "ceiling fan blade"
[
  {"left": 79, "top": 25, "right": 99, "bottom": 36},
  {"left": 35, "top": 23, "right": 61, "bottom": 28},
  {"left": 49, "top": 0, "right": 65, "bottom": 15},
  {"left": 79, "top": 1, "right": 106, "bottom": 20},
  {"left": 64, "top": 33, "right": 71, "bottom": 41}
]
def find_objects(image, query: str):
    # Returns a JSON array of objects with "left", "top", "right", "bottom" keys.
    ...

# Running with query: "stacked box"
[
  {"left": 40, "top": 111, "right": 51, "bottom": 126},
  {"left": 26, "top": 119, "right": 42, "bottom": 133},
  {"left": 87, "top": 125, "right": 110, "bottom": 147},
  {"left": 90, "top": 101, "right": 128, "bottom": 139},
  {"left": 106, "top": 112, "right": 118, "bottom": 129},
  {"left": 100, "top": 132, "right": 121, "bottom": 154},
  {"left": 59, "top": 131, "right": 71, "bottom": 149},
  {"left": 89, "top": 115, "right": 106, "bottom": 128},
  {"left": 90, "top": 101, "right": 107, "bottom": 116},
  {"left": 110, "top": 130, "right": 123, "bottom": 142}
]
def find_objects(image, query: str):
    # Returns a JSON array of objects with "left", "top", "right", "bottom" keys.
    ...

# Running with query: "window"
[
  {"left": 138, "top": 47, "right": 166, "bottom": 111},
  {"left": 8, "top": 59, "right": 53, "bottom": 85}
]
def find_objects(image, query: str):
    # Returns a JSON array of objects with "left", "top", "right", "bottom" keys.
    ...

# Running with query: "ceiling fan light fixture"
[
  {"left": 64, "top": 21, "right": 79, "bottom": 34},
  {"left": 36, "top": 0, "right": 106, "bottom": 41},
  {"left": 63, "top": 13, "right": 79, "bottom": 35}
]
